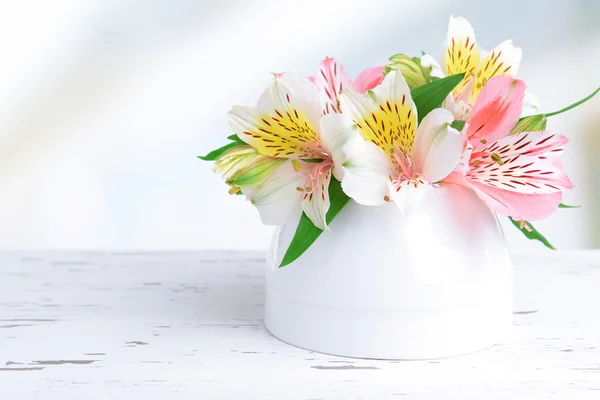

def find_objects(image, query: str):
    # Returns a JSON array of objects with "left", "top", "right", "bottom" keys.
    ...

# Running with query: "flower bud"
[
  {"left": 510, "top": 114, "right": 547, "bottom": 135},
  {"left": 384, "top": 54, "right": 431, "bottom": 90},
  {"left": 214, "top": 145, "right": 284, "bottom": 190}
]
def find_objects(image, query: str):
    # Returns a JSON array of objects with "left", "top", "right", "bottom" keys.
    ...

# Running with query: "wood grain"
[{"left": 0, "top": 250, "right": 599, "bottom": 399}]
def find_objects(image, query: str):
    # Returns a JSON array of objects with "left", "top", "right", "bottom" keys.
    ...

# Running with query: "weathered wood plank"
[{"left": 0, "top": 251, "right": 598, "bottom": 398}]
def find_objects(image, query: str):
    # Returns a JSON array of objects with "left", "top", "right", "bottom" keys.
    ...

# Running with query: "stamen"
[
  {"left": 298, "top": 159, "right": 333, "bottom": 195},
  {"left": 228, "top": 186, "right": 241, "bottom": 195},
  {"left": 392, "top": 150, "right": 413, "bottom": 180},
  {"left": 292, "top": 159, "right": 302, "bottom": 171},
  {"left": 384, "top": 195, "right": 390, "bottom": 202},
  {"left": 491, "top": 153, "right": 505, "bottom": 165}
]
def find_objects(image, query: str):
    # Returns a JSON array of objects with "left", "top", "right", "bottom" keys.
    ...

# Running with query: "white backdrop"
[{"left": 0, "top": 0, "right": 598, "bottom": 250}]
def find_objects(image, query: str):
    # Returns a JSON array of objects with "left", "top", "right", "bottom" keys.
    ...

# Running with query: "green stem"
[{"left": 544, "top": 87, "right": 600, "bottom": 117}]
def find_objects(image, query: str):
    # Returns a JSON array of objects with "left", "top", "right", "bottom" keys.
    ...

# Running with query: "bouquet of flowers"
[{"left": 201, "top": 16, "right": 598, "bottom": 267}]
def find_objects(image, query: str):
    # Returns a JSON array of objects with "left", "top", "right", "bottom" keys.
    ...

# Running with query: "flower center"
[
  {"left": 392, "top": 150, "right": 415, "bottom": 182},
  {"left": 295, "top": 158, "right": 333, "bottom": 194}
]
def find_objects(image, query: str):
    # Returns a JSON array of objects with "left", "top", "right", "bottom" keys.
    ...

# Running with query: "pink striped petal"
[
  {"left": 470, "top": 182, "right": 563, "bottom": 220},
  {"left": 466, "top": 153, "right": 573, "bottom": 194},
  {"left": 553, "top": 157, "right": 565, "bottom": 170},
  {"left": 483, "top": 131, "right": 568, "bottom": 159},
  {"left": 466, "top": 130, "right": 574, "bottom": 194},
  {"left": 351, "top": 66, "right": 385, "bottom": 94},
  {"left": 311, "top": 57, "right": 352, "bottom": 115},
  {"left": 444, "top": 172, "right": 563, "bottom": 220},
  {"left": 466, "top": 76, "right": 525, "bottom": 150}
]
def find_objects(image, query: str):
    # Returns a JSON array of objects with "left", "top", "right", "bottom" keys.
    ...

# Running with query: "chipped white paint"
[{"left": 0, "top": 250, "right": 599, "bottom": 399}]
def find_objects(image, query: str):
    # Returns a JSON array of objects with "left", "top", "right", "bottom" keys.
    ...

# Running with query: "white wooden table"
[{"left": 0, "top": 251, "right": 599, "bottom": 399}]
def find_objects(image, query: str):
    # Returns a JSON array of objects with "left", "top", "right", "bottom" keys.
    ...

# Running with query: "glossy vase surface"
[{"left": 265, "top": 184, "right": 513, "bottom": 360}]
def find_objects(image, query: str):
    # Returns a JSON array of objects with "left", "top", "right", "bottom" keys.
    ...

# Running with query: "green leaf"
[
  {"left": 199, "top": 134, "right": 247, "bottom": 161},
  {"left": 509, "top": 217, "right": 555, "bottom": 250},
  {"left": 227, "top": 134, "right": 245, "bottom": 144},
  {"left": 279, "top": 177, "right": 351, "bottom": 267},
  {"left": 198, "top": 141, "right": 245, "bottom": 161},
  {"left": 512, "top": 114, "right": 547, "bottom": 134},
  {"left": 410, "top": 73, "right": 465, "bottom": 123},
  {"left": 544, "top": 86, "right": 600, "bottom": 118},
  {"left": 451, "top": 120, "right": 465, "bottom": 131},
  {"left": 559, "top": 203, "right": 581, "bottom": 209}
]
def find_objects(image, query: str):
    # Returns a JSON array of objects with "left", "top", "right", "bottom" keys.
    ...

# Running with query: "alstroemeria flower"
[
  {"left": 310, "top": 57, "right": 384, "bottom": 115},
  {"left": 338, "top": 70, "right": 465, "bottom": 214},
  {"left": 213, "top": 145, "right": 285, "bottom": 194},
  {"left": 227, "top": 73, "right": 353, "bottom": 230},
  {"left": 421, "top": 15, "right": 522, "bottom": 119},
  {"left": 446, "top": 75, "right": 574, "bottom": 221}
]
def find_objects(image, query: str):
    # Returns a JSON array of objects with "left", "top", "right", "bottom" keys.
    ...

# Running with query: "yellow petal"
[
  {"left": 227, "top": 75, "right": 324, "bottom": 159},
  {"left": 470, "top": 40, "right": 522, "bottom": 104},
  {"left": 443, "top": 16, "right": 480, "bottom": 97},
  {"left": 340, "top": 71, "right": 417, "bottom": 157}
]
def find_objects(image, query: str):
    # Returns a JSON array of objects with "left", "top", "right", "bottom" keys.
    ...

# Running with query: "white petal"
[
  {"left": 447, "top": 15, "right": 476, "bottom": 45},
  {"left": 227, "top": 105, "right": 263, "bottom": 142},
  {"left": 442, "top": 93, "right": 472, "bottom": 120},
  {"left": 339, "top": 86, "right": 375, "bottom": 122},
  {"left": 413, "top": 109, "right": 465, "bottom": 183},
  {"left": 486, "top": 40, "right": 522, "bottom": 78},
  {"left": 371, "top": 71, "right": 414, "bottom": 113},
  {"left": 420, "top": 54, "right": 445, "bottom": 78},
  {"left": 387, "top": 179, "right": 430, "bottom": 216},
  {"left": 413, "top": 108, "right": 455, "bottom": 163},
  {"left": 341, "top": 135, "right": 394, "bottom": 206},
  {"left": 442, "top": 92, "right": 457, "bottom": 113},
  {"left": 319, "top": 113, "right": 356, "bottom": 180},
  {"left": 243, "top": 161, "right": 303, "bottom": 226},
  {"left": 257, "top": 72, "right": 322, "bottom": 132},
  {"left": 300, "top": 165, "right": 332, "bottom": 231}
]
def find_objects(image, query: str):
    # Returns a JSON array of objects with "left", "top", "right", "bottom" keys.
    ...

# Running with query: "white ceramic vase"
[{"left": 264, "top": 184, "right": 513, "bottom": 360}]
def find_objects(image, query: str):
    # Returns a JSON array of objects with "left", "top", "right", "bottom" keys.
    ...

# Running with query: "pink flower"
[
  {"left": 310, "top": 57, "right": 384, "bottom": 115},
  {"left": 445, "top": 75, "right": 574, "bottom": 221}
]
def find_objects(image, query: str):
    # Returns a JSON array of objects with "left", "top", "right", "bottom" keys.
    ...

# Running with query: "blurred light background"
[{"left": 0, "top": 0, "right": 598, "bottom": 252}]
